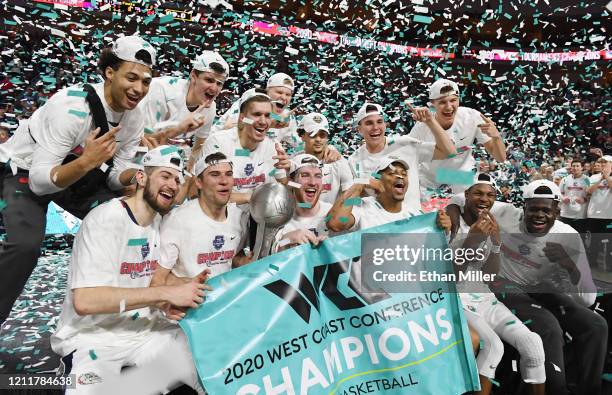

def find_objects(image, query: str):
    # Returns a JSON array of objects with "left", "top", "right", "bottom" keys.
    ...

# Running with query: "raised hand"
[
  {"left": 322, "top": 145, "right": 341, "bottom": 163},
  {"left": 407, "top": 102, "right": 434, "bottom": 123},
  {"left": 436, "top": 209, "right": 452, "bottom": 233},
  {"left": 179, "top": 104, "right": 207, "bottom": 132},
  {"left": 478, "top": 113, "right": 501, "bottom": 138},
  {"left": 273, "top": 142, "right": 291, "bottom": 170},
  {"left": 82, "top": 126, "right": 120, "bottom": 168}
]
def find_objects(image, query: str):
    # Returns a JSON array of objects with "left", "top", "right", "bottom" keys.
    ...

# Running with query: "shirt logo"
[
  {"left": 518, "top": 244, "right": 531, "bottom": 255},
  {"left": 213, "top": 235, "right": 225, "bottom": 250},
  {"left": 244, "top": 163, "right": 254, "bottom": 176},
  {"left": 141, "top": 242, "right": 150, "bottom": 259}
]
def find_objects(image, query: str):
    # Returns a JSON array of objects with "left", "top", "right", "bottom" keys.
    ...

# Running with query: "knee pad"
[
  {"left": 515, "top": 331, "right": 545, "bottom": 368},
  {"left": 480, "top": 331, "right": 505, "bottom": 366}
]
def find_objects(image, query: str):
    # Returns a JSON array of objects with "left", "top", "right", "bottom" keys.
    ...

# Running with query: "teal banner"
[{"left": 180, "top": 213, "right": 480, "bottom": 395}]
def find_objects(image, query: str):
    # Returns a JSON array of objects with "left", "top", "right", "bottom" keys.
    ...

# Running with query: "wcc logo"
[
  {"left": 213, "top": 235, "right": 225, "bottom": 250},
  {"left": 141, "top": 242, "right": 150, "bottom": 259},
  {"left": 244, "top": 163, "right": 254, "bottom": 176},
  {"left": 264, "top": 258, "right": 390, "bottom": 324}
]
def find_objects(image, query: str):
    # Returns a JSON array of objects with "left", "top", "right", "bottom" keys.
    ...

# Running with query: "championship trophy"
[{"left": 249, "top": 183, "right": 295, "bottom": 260}]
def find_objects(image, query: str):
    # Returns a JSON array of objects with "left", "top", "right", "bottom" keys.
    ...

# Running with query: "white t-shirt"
[
  {"left": 159, "top": 199, "right": 248, "bottom": 278},
  {"left": 0, "top": 83, "right": 143, "bottom": 195},
  {"left": 201, "top": 127, "right": 286, "bottom": 192},
  {"left": 452, "top": 216, "right": 496, "bottom": 297},
  {"left": 348, "top": 134, "right": 435, "bottom": 214},
  {"left": 498, "top": 220, "right": 596, "bottom": 307},
  {"left": 277, "top": 201, "right": 332, "bottom": 238},
  {"left": 213, "top": 99, "right": 300, "bottom": 147},
  {"left": 587, "top": 174, "right": 611, "bottom": 219},
  {"left": 351, "top": 196, "right": 417, "bottom": 231},
  {"left": 408, "top": 107, "right": 491, "bottom": 193},
  {"left": 272, "top": 201, "right": 332, "bottom": 253},
  {"left": 139, "top": 76, "right": 216, "bottom": 140},
  {"left": 559, "top": 174, "right": 590, "bottom": 219},
  {"left": 448, "top": 193, "right": 523, "bottom": 229},
  {"left": 51, "top": 198, "right": 162, "bottom": 356}
]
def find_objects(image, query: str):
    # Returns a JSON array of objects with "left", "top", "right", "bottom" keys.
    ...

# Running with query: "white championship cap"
[
  {"left": 192, "top": 154, "right": 233, "bottom": 177},
  {"left": 112, "top": 35, "right": 156, "bottom": 67},
  {"left": 290, "top": 154, "right": 322, "bottom": 175},
  {"left": 374, "top": 155, "right": 409, "bottom": 173},
  {"left": 267, "top": 73, "right": 295, "bottom": 91},
  {"left": 354, "top": 102, "right": 385, "bottom": 125},
  {"left": 192, "top": 50, "right": 229, "bottom": 76},
  {"left": 522, "top": 179, "right": 561, "bottom": 201},
  {"left": 299, "top": 113, "right": 329, "bottom": 137},
  {"left": 428, "top": 78, "right": 459, "bottom": 100},
  {"left": 468, "top": 172, "right": 499, "bottom": 191},
  {"left": 238, "top": 88, "right": 271, "bottom": 109},
  {"left": 601, "top": 154, "right": 612, "bottom": 162},
  {"left": 141, "top": 145, "right": 185, "bottom": 183}
]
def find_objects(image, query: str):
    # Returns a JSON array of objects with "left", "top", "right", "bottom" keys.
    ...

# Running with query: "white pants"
[
  {"left": 66, "top": 325, "right": 204, "bottom": 395},
  {"left": 462, "top": 294, "right": 546, "bottom": 384}
]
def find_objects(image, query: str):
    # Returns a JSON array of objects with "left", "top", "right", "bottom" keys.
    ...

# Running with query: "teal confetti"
[
  {"left": 0, "top": 200, "right": 6, "bottom": 212},
  {"left": 159, "top": 14, "right": 174, "bottom": 24},
  {"left": 435, "top": 168, "right": 474, "bottom": 186},
  {"left": 339, "top": 216, "right": 350, "bottom": 223},
  {"left": 413, "top": 15, "right": 433, "bottom": 24},
  {"left": 343, "top": 197, "right": 362, "bottom": 206},
  {"left": 67, "top": 90, "right": 88, "bottom": 98},
  {"left": 523, "top": 319, "right": 533, "bottom": 325},
  {"left": 297, "top": 202, "right": 312, "bottom": 208},
  {"left": 89, "top": 349, "right": 97, "bottom": 360},
  {"left": 127, "top": 238, "right": 147, "bottom": 246},
  {"left": 324, "top": 214, "right": 332, "bottom": 222},
  {"left": 68, "top": 109, "right": 88, "bottom": 119},
  {"left": 489, "top": 378, "right": 500, "bottom": 387},
  {"left": 131, "top": 312, "right": 139, "bottom": 320},
  {"left": 269, "top": 264, "right": 279, "bottom": 271},
  {"left": 235, "top": 149, "right": 251, "bottom": 157},
  {"left": 160, "top": 146, "right": 179, "bottom": 155}
]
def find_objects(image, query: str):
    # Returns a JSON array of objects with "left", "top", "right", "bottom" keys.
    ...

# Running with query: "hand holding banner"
[{"left": 180, "top": 213, "right": 480, "bottom": 395}]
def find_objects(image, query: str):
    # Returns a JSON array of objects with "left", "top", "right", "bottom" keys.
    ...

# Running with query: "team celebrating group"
[{"left": 0, "top": 35, "right": 609, "bottom": 394}]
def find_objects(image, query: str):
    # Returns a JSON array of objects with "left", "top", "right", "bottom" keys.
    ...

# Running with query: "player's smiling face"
[
  {"left": 143, "top": 167, "right": 181, "bottom": 215},
  {"left": 294, "top": 166, "right": 323, "bottom": 206},
  {"left": 465, "top": 184, "right": 496, "bottom": 217},
  {"left": 240, "top": 101, "right": 272, "bottom": 143},
  {"left": 198, "top": 162, "right": 234, "bottom": 206},
  {"left": 358, "top": 114, "right": 386, "bottom": 146},
  {"left": 432, "top": 95, "right": 459, "bottom": 128},
  {"left": 380, "top": 162, "right": 408, "bottom": 201},
  {"left": 570, "top": 162, "right": 583, "bottom": 177},
  {"left": 524, "top": 198, "right": 558, "bottom": 234},
  {"left": 190, "top": 70, "right": 225, "bottom": 108},
  {"left": 106, "top": 61, "right": 152, "bottom": 111},
  {"left": 267, "top": 86, "right": 292, "bottom": 114},
  {"left": 302, "top": 130, "right": 328, "bottom": 156}
]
